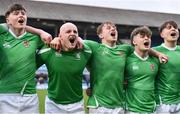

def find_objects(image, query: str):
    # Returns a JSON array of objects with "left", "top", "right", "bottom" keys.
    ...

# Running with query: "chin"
[
  {"left": 69, "top": 46, "right": 76, "bottom": 49},
  {"left": 143, "top": 48, "right": 150, "bottom": 51},
  {"left": 111, "top": 39, "right": 117, "bottom": 42},
  {"left": 17, "top": 26, "right": 25, "bottom": 29}
]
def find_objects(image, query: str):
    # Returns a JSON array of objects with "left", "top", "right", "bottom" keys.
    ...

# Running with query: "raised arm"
[
  {"left": 149, "top": 48, "right": 168, "bottom": 63},
  {"left": 26, "top": 26, "right": 52, "bottom": 44}
]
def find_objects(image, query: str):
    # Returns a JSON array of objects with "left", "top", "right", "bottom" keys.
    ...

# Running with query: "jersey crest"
[
  {"left": 23, "top": 40, "right": 30, "bottom": 48},
  {"left": 150, "top": 64, "right": 155, "bottom": 71},
  {"left": 102, "top": 48, "right": 109, "bottom": 55}
]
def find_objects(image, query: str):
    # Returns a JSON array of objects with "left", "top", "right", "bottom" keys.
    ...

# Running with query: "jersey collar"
[
  {"left": 102, "top": 43, "right": 117, "bottom": 48},
  {"left": 134, "top": 51, "right": 149, "bottom": 61},
  {"left": 161, "top": 43, "right": 177, "bottom": 51},
  {"left": 9, "top": 28, "right": 27, "bottom": 39}
]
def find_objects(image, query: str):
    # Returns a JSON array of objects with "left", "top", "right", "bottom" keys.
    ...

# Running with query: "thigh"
[
  {"left": 0, "top": 94, "right": 39, "bottom": 114},
  {"left": 156, "top": 103, "right": 180, "bottom": 114},
  {"left": 0, "top": 94, "right": 19, "bottom": 114},
  {"left": 156, "top": 104, "right": 171, "bottom": 114},
  {"left": 169, "top": 103, "right": 180, "bottom": 114},
  {"left": 20, "top": 94, "right": 39, "bottom": 114},
  {"left": 125, "top": 111, "right": 155, "bottom": 114},
  {"left": 125, "top": 111, "right": 139, "bottom": 114}
]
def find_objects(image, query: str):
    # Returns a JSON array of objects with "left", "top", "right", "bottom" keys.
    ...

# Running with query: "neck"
[
  {"left": 62, "top": 45, "right": 72, "bottom": 51},
  {"left": 135, "top": 48, "right": 149, "bottom": 58},
  {"left": 61, "top": 41, "right": 75, "bottom": 52},
  {"left": 164, "top": 40, "right": 177, "bottom": 48},
  {"left": 9, "top": 26, "right": 25, "bottom": 37},
  {"left": 102, "top": 40, "right": 116, "bottom": 47}
]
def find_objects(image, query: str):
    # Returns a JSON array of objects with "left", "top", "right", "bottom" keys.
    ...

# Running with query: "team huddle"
[{"left": 0, "top": 3, "right": 180, "bottom": 114}]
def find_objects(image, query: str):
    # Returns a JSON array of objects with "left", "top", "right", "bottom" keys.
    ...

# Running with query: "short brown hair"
[
  {"left": 5, "top": 4, "right": 26, "bottom": 18},
  {"left": 97, "top": 21, "right": 116, "bottom": 35},
  {"left": 130, "top": 26, "right": 152, "bottom": 46},
  {"left": 159, "top": 20, "right": 178, "bottom": 33}
]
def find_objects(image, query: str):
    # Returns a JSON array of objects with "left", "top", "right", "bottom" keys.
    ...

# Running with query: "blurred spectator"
[
  {"left": 36, "top": 64, "right": 48, "bottom": 89},
  {"left": 82, "top": 68, "right": 90, "bottom": 89}
]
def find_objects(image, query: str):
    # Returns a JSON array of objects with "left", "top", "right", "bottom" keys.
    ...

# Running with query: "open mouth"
[
  {"left": 69, "top": 35, "right": 76, "bottom": 43},
  {"left": 110, "top": 32, "right": 116, "bottom": 37},
  {"left": 144, "top": 41, "right": 150, "bottom": 47},
  {"left": 18, "top": 19, "right": 24, "bottom": 24},
  {"left": 170, "top": 32, "right": 177, "bottom": 37}
]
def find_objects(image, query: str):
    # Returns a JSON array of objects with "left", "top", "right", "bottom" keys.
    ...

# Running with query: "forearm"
[
  {"left": 149, "top": 48, "right": 159, "bottom": 57},
  {"left": 26, "top": 25, "right": 52, "bottom": 44},
  {"left": 149, "top": 48, "right": 168, "bottom": 63},
  {"left": 26, "top": 26, "right": 44, "bottom": 35}
]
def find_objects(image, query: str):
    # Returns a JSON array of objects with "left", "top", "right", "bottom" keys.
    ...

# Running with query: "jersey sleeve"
[
  {"left": 0, "top": 23, "right": 8, "bottom": 34},
  {"left": 152, "top": 45, "right": 161, "bottom": 51},
  {"left": 120, "top": 44, "right": 134, "bottom": 56},
  {"left": 84, "top": 40, "right": 100, "bottom": 53},
  {"left": 37, "top": 35, "right": 45, "bottom": 49},
  {"left": 36, "top": 45, "right": 51, "bottom": 69}
]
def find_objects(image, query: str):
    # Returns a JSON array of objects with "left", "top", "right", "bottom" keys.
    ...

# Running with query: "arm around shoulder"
[{"left": 26, "top": 25, "right": 52, "bottom": 44}]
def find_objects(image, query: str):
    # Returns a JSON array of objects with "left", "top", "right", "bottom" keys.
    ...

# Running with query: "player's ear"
[
  {"left": 6, "top": 18, "right": 10, "bottom": 24},
  {"left": 98, "top": 33, "right": 103, "bottom": 39},
  {"left": 160, "top": 32, "right": 165, "bottom": 39},
  {"left": 132, "top": 40, "right": 137, "bottom": 46}
]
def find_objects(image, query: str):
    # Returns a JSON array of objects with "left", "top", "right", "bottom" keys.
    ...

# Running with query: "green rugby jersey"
[
  {"left": 36, "top": 44, "right": 92, "bottom": 104},
  {"left": 85, "top": 40, "right": 133, "bottom": 108},
  {"left": 0, "top": 23, "right": 8, "bottom": 34},
  {"left": 154, "top": 44, "right": 180, "bottom": 104},
  {"left": 0, "top": 26, "right": 43, "bottom": 94},
  {"left": 125, "top": 52, "right": 159, "bottom": 113}
]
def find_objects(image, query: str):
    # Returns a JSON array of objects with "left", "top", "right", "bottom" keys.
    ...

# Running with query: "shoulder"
[
  {"left": 37, "top": 46, "right": 52, "bottom": 55},
  {"left": 84, "top": 40, "right": 99, "bottom": 46},
  {"left": 176, "top": 45, "right": 180, "bottom": 50},
  {"left": 117, "top": 44, "right": 134, "bottom": 55},
  {"left": 84, "top": 40, "right": 100, "bottom": 52},
  {"left": 81, "top": 44, "right": 92, "bottom": 57},
  {"left": 152, "top": 45, "right": 163, "bottom": 51},
  {"left": 117, "top": 44, "right": 132, "bottom": 50},
  {"left": 0, "top": 23, "right": 8, "bottom": 34}
]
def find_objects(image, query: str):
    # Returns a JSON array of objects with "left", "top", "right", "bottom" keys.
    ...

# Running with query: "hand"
[
  {"left": 158, "top": 53, "right": 168, "bottom": 63},
  {"left": 50, "top": 37, "right": 61, "bottom": 51},
  {"left": 76, "top": 37, "right": 83, "bottom": 49},
  {"left": 40, "top": 31, "right": 52, "bottom": 45}
]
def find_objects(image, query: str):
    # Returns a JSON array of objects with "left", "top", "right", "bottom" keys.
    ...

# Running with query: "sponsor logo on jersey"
[
  {"left": 75, "top": 52, "right": 81, "bottom": 60},
  {"left": 38, "top": 48, "right": 51, "bottom": 54},
  {"left": 84, "top": 49, "right": 92, "bottom": 53},
  {"left": 55, "top": 52, "right": 62, "bottom": 57},
  {"left": 150, "top": 64, "right": 155, "bottom": 71},
  {"left": 3, "top": 42, "right": 11, "bottom": 48},
  {"left": 23, "top": 40, "right": 30, "bottom": 48},
  {"left": 118, "top": 51, "right": 124, "bottom": 56},
  {"left": 132, "top": 65, "right": 139, "bottom": 70}
]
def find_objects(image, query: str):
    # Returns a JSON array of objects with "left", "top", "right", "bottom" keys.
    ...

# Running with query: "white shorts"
[
  {"left": 89, "top": 106, "right": 124, "bottom": 114},
  {"left": 45, "top": 96, "right": 85, "bottom": 114},
  {"left": 156, "top": 103, "right": 180, "bottom": 114},
  {"left": 125, "top": 111, "right": 155, "bottom": 114},
  {"left": 0, "top": 93, "right": 39, "bottom": 114}
]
